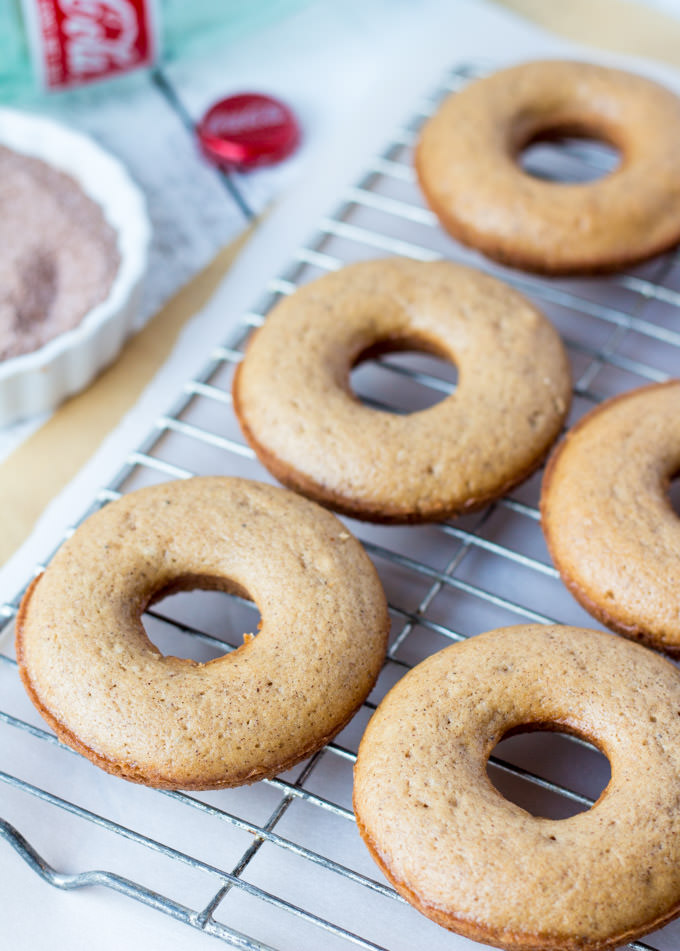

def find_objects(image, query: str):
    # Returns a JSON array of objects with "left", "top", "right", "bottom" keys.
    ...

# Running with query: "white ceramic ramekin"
[{"left": 0, "top": 108, "right": 151, "bottom": 426}]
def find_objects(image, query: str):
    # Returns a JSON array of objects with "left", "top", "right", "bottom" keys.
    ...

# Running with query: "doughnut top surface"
[
  {"left": 354, "top": 624, "right": 680, "bottom": 950},
  {"left": 416, "top": 60, "right": 680, "bottom": 273},
  {"left": 233, "top": 257, "right": 571, "bottom": 522},
  {"left": 17, "top": 477, "right": 389, "bottom": 789},
  {"left": 541, "top": 381, "right": 680, "bottom": 655}
]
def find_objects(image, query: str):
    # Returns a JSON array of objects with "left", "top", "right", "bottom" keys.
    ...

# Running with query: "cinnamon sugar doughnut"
[
  {"left": 233, "top": 258, "right": 571, "bottom": 523},
  {"left": 541, "top": 381, "right": 680, "bottom": 655},
  {"left": 16, "top": 477, "right": 389, "bottom": 789},
  {"left": 354, "top": 624, "right": 680, "bottom": 950},
  {"left": 416, "top": 60, "right": 680, "bottom": 273}
]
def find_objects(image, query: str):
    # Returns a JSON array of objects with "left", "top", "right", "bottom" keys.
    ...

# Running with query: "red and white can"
[{"left": 21, "top": 0, "right": 158, "bottom": 89}]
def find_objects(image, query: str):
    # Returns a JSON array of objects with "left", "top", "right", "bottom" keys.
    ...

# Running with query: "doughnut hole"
[
  {"left": 669, "top": 474, "right": 680, "bottom": 518},
  {"left": 142, "top": 575, "right": 261, "bottom": 663},
  {"left": 518, "top": 130, "right": 621, "bottom": 184},
  {"left": 349, "top": 337, "right": 457, "bottom": 414},
  {"left": 487, "top": 726, "right": 611, "bottom": 820}
]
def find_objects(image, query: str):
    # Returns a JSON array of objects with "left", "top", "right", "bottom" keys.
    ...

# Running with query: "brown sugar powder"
[{"left": 0, "top": 145, "right": 120, "bottom": 360}]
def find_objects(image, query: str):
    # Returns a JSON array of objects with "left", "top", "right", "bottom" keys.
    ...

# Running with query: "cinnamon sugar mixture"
[{"left": 0, "top": 145, "right": 120, "bottom": 360}]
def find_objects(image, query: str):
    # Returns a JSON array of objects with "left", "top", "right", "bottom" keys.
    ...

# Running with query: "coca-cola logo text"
[
  {"left": 59, "top": 0, "right": 141, "bottom": 76},
  {"left": 206, "top": 103, "right": 288, "bottom": 138}
]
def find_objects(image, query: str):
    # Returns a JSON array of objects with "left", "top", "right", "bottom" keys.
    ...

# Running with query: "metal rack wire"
[{"left": 2, "top": 62, "right": 680, "bottom": 950}]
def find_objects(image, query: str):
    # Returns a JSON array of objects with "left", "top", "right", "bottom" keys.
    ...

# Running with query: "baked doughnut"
[
  {"left": 354, "top": 624, "right": 680, "bottom": 950},
  {"left": 16, "top": 477, "right": 389, "bottom": 789},
  {"left": 416, "top": 60, "right": 680, "bottom": 274},
  {"left": 541, "top": 381, "right": 680, "bottom": 656},
  {"left": 233, "top": 258, "right": 571, "bottom": 523}
]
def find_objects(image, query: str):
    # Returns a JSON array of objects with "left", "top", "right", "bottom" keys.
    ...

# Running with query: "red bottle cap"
[{"left": 196, "top": 93, "right": 301, "bottom": 171}]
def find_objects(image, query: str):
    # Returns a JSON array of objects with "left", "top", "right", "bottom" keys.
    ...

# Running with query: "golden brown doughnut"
[
  {"left": 354, "top": 624, "right": 680, "bottom": 950},
  {"left": 233, "top": 258, "right": 571, "bottom": 523},
  {"left": 416, "top": 60, "right": 680, "bottom": 273},
  {"left": 16, "top": 477, "right": 389, "bottom": 789},
  {"left": 541, "top": 381, "right": 680, "bottom": 655}
]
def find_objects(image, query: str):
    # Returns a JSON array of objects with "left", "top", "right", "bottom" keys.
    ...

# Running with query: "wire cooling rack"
[{"left": 2, "top": 62, "right": 680, "bottom": 951}]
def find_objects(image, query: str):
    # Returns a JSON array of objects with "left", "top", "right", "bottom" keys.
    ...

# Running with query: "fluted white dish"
[{"left": 0, "top": 108, "right": 150, "bottom": 425}]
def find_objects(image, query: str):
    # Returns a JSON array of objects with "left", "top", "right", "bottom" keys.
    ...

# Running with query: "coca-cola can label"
[{"left": 21, "top": 0, "right": 159, "bottom": 89}]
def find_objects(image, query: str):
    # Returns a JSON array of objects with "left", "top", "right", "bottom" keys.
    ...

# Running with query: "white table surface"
[{"left": 3, "top": 1, "right": 680, "bottom": 949}]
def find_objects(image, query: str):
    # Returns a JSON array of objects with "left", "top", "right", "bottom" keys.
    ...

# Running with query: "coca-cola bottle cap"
[{"left": 196, "top": 93, "right": 300, "bottom": 170}]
